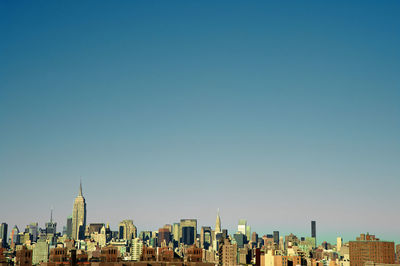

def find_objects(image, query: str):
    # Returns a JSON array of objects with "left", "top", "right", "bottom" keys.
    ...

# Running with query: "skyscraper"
[
  {"left": 337, "top": 237, "right": 343, "bottom": 252},
  {"left": 246, "top": 225, "right": 251, "bottom": 242},
  {"left": 180, "top": 219, "right": 197, "bottom": 245},
  {"left": 311, "top": 221, "right": 316, "bottom": 247},
  {"left": 200, "top": 226, "right": 212, "bottom": 249},
  {"left": 10, "top": 225, "right": 19, "bottom": 246},
  {"left": 66, "top": 215, "right": 72, "bottom": 238},
  {"left": 172, "top": 223, "right": 180, "bottom": 243},
  {"left": 311, "top": 221, "right": 316, "bottom": 238},
  {"left": 215, "top": 209, "right": 221, "bottom": 234},
  {"left": 158, "top": 227, "right": 171, "bottom": 247},
  {"left": 238, "top": 219, "right": 247, "bottom": 235},
  {"left": 45, "top": 209, "right": 57, "bottom": 235},
  {"left": 0, "top": 223, "right": 7, "bottom": 248},
  {"left": 28, "top": 223, "right": 38, "bottom": 242},
  {"left": 182, "top": 226, "right": 195, "bottom": 245},
  {"left": 118, "top": 220, "right": 137, "bottom": 240},
  {"left": 273, "top": 231, "right": 279, "bottom": 245},
  {"left": 72, "top": 181, "right": 87, "bottom": 240}
]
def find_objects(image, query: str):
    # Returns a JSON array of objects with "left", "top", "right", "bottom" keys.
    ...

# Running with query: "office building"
[
  {"left": 182, "top": 226, "right": 195, "bottom": 245},
  {"left": 337, "top": 237, "right": 343, "bottom": 252},
  {"left": 158, "top": 227, "right": 171, "bottom": 247},
  {"left": 10, "top": 225, "right": 19, "bottom": 246},
  {"left": 66, "top": 215, "right": 72, "bottom": 238},
  {"left": 234, "top": 233, "right": 246, "bottom": 248},
  {"left": 238, "top": 219, "right": 246, "bottom": 235},
  {"left": 200, "top": 226, "right": 212, "bottom": 249},
  {"left": 72, "top": 181, "right": 87, "bottom": 240},
  {"left": 246, "top": 225, "right": 251, "bottom": 242},
  {"left": 45, "top": 210, "right": 56, "bottom": 235},
  {"left": 28, "top": 223, "right": 38, "bottom": 243},
  {"left": 0, "top": 223, "right": 7, "bottom": 248},
  {"left": 273, "top": 231, "right": 279, "bottom": 245},
  {"left": 179, "top": 219, "right": 197, "bottom": 244},
  {"left": 251, "top": 232, "right": 258, "bottom": 244},
  {"left": 118, "top": 220, "right": 137, "bottom": 240},
  {"left": 311, "top": 220, "right": 316, "bottom": 247},
  {"left": 172, "top": 223, "right": 180, "bottom": 243},
  {"left": 131, "top": 238, "right": 142, "bottom": 261}
]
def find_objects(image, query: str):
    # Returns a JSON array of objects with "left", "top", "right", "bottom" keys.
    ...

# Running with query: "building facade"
[{"left": 349, "top": 233, "right": 395, "bottom": 266}]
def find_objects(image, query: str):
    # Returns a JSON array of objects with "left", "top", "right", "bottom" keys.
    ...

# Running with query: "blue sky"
[{"left": 0, "top": 1, "right": 399, "bottom": 244}]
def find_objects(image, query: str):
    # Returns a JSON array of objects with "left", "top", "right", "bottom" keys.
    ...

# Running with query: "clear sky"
[{"left": 1, "top": 1, "right": 399, "bottom": 244}]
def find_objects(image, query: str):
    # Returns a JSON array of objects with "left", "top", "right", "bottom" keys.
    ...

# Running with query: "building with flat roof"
[{"left": 349, "top": 233, "right": 395, "bottom": 266}]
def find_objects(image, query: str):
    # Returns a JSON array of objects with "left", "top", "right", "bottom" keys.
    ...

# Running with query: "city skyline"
[
  {"left": 1, "top": 0, "right": 400, "bottom": 249},
  {"left": 1, "top": 181, "right": 399, "bottom": 245}
]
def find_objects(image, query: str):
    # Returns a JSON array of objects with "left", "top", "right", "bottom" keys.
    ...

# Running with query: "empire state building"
[{"left": 72, "top": 181, "right": 86, "bottom": 240}]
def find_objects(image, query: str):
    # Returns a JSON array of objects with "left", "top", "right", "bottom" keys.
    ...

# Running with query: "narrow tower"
[
  {"left": 72, "top": 180, "right": 87, "bottom": 240},
  {"left": 311, "top": 220, "right": 316, "bottom": 248},
  {"left": 215, "top": 209, "right": 221, "bottom": 234}
]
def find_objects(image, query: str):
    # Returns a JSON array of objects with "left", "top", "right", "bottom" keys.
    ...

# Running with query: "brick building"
[{"left": 349, "top": 233, "right": 395, "bottom": 266}]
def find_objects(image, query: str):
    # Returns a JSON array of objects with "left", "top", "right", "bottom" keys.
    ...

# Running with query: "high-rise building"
[
  {"left": 10, "top": 225, "right": 19, "bottom": 246},
  {"left": 311, "top": 221, "right": 316, "bottom": 248},
  {"left": 0, "top": 223, "right": 7, "bottom": 248},
  {"left": 72, "top": 181, "right": 87, "bottom": 240},
  {"left": 215, "top": 209, "right": 221, "bottom": 234},
  {"left": 172, "top": 223, "right": 180, "bottom": 243},
  {"left": 273, "top": 231, "right": 279, "bottom": 245},
  {"left": 131, "top": 238, "right": 143, "bottom": 261},
  {"left": 234, "top": 233, "right": 246, "bottom": 248},
  {"left": 200, "top": 226, "right": 212, "bottom": 249},
  {"left": 246, "top": 225, "right": 251, "bottom": 242},
  {"left": 32, "top": 239, "right": 49, "bottom": 264},
  {"left": 251, "top": 232, "right": 258, "bottom": 244},
  {"left": 158, "top": 227, "right": 171, "bottom": 247},
  {"left": 311, "top": 221, "right": 316, "bottom": 236},
  {"left": 349, "top": 233, "right": 395, "bottom": 266},
  {"left": 179, "top": 219, "right": 197, "bottom": 245},
  {"left": 66, "top": 215, "right": 72, "bottom": 238},
  {"left": 28, "top": 223, "right": 38, "bottom": 242},
  {"left": 221, "top": 238, "right": 237, "bottom": 266},
  {"left": 118, "top": 220, "right": 137, "bottom": 240},
  {"left": 238, "top": 219, "right": 246, "bottom": 235},
  {"left": 182, "top": 226, "right": 195, "bottom": 245},
  {"left": 337, "top": 237, "right": 343, "bottom": 252},
  {"left": 45, "top": 209, "right": 57, "bottom": 235},
  {"left": 222, "top": 229, "right": 228, "bottom": 239}
]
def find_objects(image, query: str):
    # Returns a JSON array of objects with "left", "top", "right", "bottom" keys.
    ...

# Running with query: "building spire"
[
  {"left": 79, "top": 178, "right": 83, "bottom": 196},
  {"left": 216, "top": 208, "right": 221, "bottom": 233},
  {"left": 50, "top": 206, "right": 53, "bottom": 223}
]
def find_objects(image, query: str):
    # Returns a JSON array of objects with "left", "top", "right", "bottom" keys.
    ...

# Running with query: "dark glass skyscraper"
[
  {"left": 0, "top": 223, "right": 7, "bottom": 248},
  {"left": 311, "top": 221, "right": 316, "bottom": 238},
  {"left": 311, "top": 220, "right": 316, "bottom": 247},
  {"left": 273, "top": 231, "right": 279, "bottom": 245},
  {"left": 182, "top": 226, "right": 194, "bottom": 245}
]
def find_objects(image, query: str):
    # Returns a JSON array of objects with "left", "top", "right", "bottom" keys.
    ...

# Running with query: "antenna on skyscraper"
[
  {"left": 79, "top": 177, "right": 83, "bottom": 196},
  {"left": 50, "top": 205, "right": 54, "bottom": 223}
]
